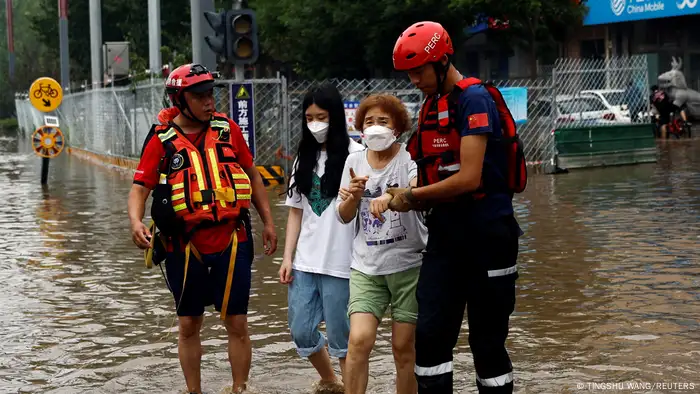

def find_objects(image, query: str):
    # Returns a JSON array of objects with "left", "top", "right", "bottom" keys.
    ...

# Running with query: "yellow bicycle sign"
[{"left": 29, "top": 77, "right": 63, "bottom": 112}]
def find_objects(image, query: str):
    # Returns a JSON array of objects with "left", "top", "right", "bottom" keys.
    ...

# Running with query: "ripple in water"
[{"left": 0, "top": 134, "right": 698, "bottom": 393}]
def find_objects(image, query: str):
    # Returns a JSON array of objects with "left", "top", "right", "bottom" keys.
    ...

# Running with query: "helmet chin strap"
[
  {"left": 177, "top": 95, "right": 210, "bottom": 124},
  {"left": 431, "top": 56, "right": 452, "bottom": 96}
]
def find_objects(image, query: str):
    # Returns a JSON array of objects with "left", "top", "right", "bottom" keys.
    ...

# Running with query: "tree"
[
  {"left": 450, "top": 0, "right": 587, "bottom": 78},
  {"left": 0, "top": 0, "right": 57, "bottom": 117},
  {"left": 252, "top": 0, "right": 470, "bottom": 79},
  {"left": 28, "top": 0, "right": 192, "bottom": 85}
]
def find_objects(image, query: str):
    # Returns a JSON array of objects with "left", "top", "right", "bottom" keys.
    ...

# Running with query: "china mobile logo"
[
  {"left": 611, "top": 0, "right": 626, "bottom": 16},
  {"left": 677, "top": 0, "right": 698, "bottom": 9}
]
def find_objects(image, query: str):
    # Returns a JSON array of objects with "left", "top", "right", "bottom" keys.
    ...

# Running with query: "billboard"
[{"left": 584, "top": 0, "right": 700, "bottom": 26}]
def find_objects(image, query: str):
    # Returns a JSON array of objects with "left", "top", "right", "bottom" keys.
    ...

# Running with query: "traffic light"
[
  {"left": 226, "top": 9, "right": 259, "bottom": 65},
  {"left": 204, "top": 11, "right": 228, "bottom": 63}
]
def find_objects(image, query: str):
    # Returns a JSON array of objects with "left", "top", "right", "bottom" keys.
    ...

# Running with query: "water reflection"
[{"left": 0, "top": 132, "right": 698, "bottom": 393}]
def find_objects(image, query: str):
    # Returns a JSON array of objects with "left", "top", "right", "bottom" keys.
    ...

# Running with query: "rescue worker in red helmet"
[
  {"left": 127, "top": 63, "right": 277, "bottom": 394},
  {"left": 386, "top": 22, "right": 525, "bottom": 393}
]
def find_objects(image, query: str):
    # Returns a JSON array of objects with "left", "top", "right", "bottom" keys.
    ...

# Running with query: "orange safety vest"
[
  {"left": 407, "top": 77, "right": 527, "bottom": 197},
  {"left": 153, "top": 115, "right": 252, "bottom": 234}
]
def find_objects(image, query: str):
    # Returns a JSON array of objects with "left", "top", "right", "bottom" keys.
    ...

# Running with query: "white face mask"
[
  {"left": 307, "top": 121, "right": 329, "bottom": 143},
  {"left": 363, "top": 125, "right": 396, "bottom": 151}
]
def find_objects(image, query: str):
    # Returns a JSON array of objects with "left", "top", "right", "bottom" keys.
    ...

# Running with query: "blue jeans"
[{"left": 287, "top": 269, "right": 350, "bottom": 359}]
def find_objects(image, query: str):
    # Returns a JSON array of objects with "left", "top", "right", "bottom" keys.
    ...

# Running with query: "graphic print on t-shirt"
[
  {"left": 308, "top": 173, "right": 333, "bottom": 216},
  {"left": 359, "top": 178, "right": 407, "bottom": 246}
]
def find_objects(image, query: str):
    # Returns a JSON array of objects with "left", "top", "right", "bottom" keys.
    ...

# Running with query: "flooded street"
[{"left": 0, "top": 131, "right": 698, "bottom": 394}]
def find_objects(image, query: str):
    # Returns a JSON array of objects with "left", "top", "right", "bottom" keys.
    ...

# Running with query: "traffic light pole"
[
  {"left": 232, "top": 0, "right": 245, "bottom": 81},
  {"left": 192, "top": 0, "right": 217, "bottom": 72}
]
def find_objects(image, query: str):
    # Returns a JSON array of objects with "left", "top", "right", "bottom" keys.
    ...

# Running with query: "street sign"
[
  {"left": 44, "top": 115, "right": 60, "bottom": 127},
  {"left": 344, "top": 101, "right": 362, "bottom": 141},
  {"left": 229, "top": 82, "right": 256, "bottom": 157},
  {"left": 29, "top": 77, "right": 63, "bottom": 112},
  {"left": 31, "top": 126, "right": 65, "bottom": 158}
]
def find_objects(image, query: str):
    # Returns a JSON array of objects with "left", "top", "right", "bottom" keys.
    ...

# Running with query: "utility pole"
[
  {"left": 59, "top": 0, "right": 70, "bottom": 90},
  {"left": 148, "top": 0, "right": 161, "bottom": 77},
  {"left": 191, "top": 0, "right": 216, "bottom": 71},
  {"left": 89, "top": 0, "right": 102, "bottom": 87},
  {"left": 5, "top": 0, "right": 14, "bottom": 83}
]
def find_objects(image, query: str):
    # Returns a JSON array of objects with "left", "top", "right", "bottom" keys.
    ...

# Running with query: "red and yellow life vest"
[
  {"left": 407, "top": 77, "right": 527, "bottom": 196},
  {"left": 154, "top": 115, "right": 252, "bottom": 234}
]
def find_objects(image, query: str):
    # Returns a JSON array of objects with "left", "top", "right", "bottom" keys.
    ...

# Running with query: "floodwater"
[{"left": 0, "top": 131, "right": 698, "bottom": 394}]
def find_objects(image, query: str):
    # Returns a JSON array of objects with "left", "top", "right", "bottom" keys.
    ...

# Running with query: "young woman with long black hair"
[{"left": 279, "top": 83, "right": 364, "bottom": 391}]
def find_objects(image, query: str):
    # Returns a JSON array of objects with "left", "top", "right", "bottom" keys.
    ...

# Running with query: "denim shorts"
[{"left": 287, "top": 270, "right": 350, "bottom": 358}]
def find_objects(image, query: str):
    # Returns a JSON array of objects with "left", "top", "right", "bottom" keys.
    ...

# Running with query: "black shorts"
[{"left": 164, "top": 220, "right": 254, "bottom": 317}]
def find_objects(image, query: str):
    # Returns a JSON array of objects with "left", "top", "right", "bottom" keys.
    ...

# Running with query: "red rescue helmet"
[
  {"left": 393, "top": 21, "right": 454, "bottom": 71},
  {"left": 165, "top": 63, "right": 216, "bottom": 109}
]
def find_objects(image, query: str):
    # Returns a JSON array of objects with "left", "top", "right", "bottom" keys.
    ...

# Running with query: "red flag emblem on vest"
[{"left": 468, "top": 113, "right": 489, "bottom": 129}]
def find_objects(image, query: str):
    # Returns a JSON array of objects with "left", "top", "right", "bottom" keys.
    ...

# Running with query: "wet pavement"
[{"left": 0, "top": 131, "right": 698, "bottom": 393}]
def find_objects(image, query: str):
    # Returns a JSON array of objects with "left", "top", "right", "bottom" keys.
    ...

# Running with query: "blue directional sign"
[{"left": 229, "top": 82, "right": 256, "bottom": 158}]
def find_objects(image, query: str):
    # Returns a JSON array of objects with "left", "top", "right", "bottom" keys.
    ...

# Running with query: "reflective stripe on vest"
[
  {"left": 189, "top": 151, "right": 209, "bottom": 211},
  {"left": 152, "top": 116, "right": 253, "bottom": 231},
  {"left": 158, "top": 128, "right": 176, "bottom": 142},
  {"left": 207, "top": 148, "right": 227, "bottom": 208}
]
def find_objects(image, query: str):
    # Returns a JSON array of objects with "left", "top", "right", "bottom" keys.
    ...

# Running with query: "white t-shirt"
[
  {"left": 336, "top": 144, "right": 428, "bottom": 276},
  {"left": 285, "top": 139, "right": 365, "bottom": 279}
]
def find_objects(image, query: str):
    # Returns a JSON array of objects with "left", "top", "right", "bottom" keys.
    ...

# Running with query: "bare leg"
[
  {"left": 178, "top": 316, "right": 204, "bottom": 393},
  {"left": 339, "top": 357, "right": 347, "bottom": 381},
  {"left": 309, "top": 346, "right": 337, "bottom": 383},
  {"left": 391, "top": 321, "right": 417, "bottom": 394},
  {"left": 345, "top": 313, "right": 379, "bottom": 394},
  {"left": 224, "top": 314, "right": 252, "bottom": 392}
]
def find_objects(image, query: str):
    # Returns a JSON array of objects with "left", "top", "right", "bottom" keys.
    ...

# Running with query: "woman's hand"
[{"left": 369, "top": 193, "right": 393, "bottom": 222}]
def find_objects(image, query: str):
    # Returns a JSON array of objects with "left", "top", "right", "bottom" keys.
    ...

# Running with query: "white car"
[
  {"left": 579, "top": 89, "right": 632, "bottom": 122},
  {"left": 532, "top": 94, "right": 630, "bottom": 129}
]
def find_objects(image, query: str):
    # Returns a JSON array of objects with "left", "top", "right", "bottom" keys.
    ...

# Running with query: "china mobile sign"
[{"left": 585, "top": 0, "right": 700, "bottom": 25}]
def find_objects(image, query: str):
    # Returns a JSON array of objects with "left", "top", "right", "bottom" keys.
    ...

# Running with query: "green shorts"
[{"left": 348, "top": 266, "right": 420, "bottom": 324}]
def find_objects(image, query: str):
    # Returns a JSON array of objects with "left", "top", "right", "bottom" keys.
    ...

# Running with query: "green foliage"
[
  {"left": 0, "top": 0, "right": 193, "bottom": 116},
  {"left": 0, "top": 0, "right": 586, "bottom": 118},
  {"left": 252, "top": 0, "right": 470, "bottom": 79},
  {"left": 0, "top": 117, "right": 19, "bottom": 128},
  {"left": 451, "top": 0, "right": 587, "bottom": 76}
]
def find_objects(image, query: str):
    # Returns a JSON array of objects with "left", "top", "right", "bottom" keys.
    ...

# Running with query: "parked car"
[
  {"left": 580, "top": 89, "right": 632, "bottom": 122},
  {"left": 532, "top": 94, "right": 631, "bottom": 127}
]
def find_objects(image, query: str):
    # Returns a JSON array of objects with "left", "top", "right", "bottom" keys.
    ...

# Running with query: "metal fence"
[
  {"left": 15, "top": 55, "right": 649, "bottom": 175},
  {"left": 552, "top": 56, "right": 650, "bottom": 124},
  {"left": 15, "top": 78, "right": 289, "bottom": 169}
]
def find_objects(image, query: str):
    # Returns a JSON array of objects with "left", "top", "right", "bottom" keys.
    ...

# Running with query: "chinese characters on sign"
[
  {"left": 230, "top": 83, "right": 256, "bottom": 158},
  {"left": 344, "top": 101, "right": 362, "bottom": 142}
]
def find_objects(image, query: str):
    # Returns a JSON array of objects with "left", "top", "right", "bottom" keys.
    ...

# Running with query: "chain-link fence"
[
  {"left": 553, "top": 56, "right": 650, "bottom": 125},
  {"left": 15, "top": 78, "right": 289, "bottom": 169},
  {"left": 492, "top": 78, "right": 554, "bottom": 168},
  {"left": 14, "top": 55, "right": 649, "bottom": 175}
]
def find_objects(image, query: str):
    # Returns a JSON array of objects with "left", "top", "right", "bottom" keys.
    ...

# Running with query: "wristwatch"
[{"left": 405, "top": 186, "right": 417, "bottom": 202}]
